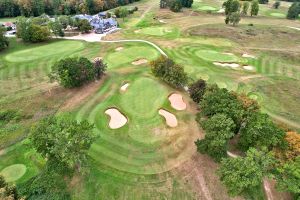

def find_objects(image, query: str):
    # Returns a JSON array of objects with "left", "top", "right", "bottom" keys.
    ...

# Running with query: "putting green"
[
  {"left": 5, "top": 41, "right": 84, "bottom": 62},
  {"left": 0, "top": 164, "right": 26, "bottom": 182},
  {"left": 270, "top": 13, "right": 285, "bottom": 18},
  {"left": 138, "top": 27, "right": 176, "bottom": 36},
  {"left": 120, "top": 77, "right": 168, "bottom": 118},
  {"left": 105, "top": 46, "right": 159, "bottom": 68},
  {"left": 198, "top": 6, "right": 218, "bottom": 11},
  {"left": 195, "top": 50, "right": 239, "bottom": 62}
]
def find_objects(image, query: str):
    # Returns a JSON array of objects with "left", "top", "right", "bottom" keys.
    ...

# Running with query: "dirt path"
[{"left": 59, "top": 77, "right": 106, "bottom": 111}]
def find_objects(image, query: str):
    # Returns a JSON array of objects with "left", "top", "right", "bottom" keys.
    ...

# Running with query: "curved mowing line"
[{"left": 99, "top": 40, "right": 167, "bottom": 57}]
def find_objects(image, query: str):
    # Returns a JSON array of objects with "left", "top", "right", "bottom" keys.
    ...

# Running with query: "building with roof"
[{"left": 74, "top": 13, "right": 118, "bottom": 34}]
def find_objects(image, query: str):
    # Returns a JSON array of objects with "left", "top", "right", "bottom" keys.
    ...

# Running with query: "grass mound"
[
  {"left": 105, "top": 45, "right": 159, "bottom": 68},
  {"left": 198, "top": 5, "right": 218, "bottom": 11},
  {"left": 0, "top": 164, "right": 26, "bottom": 182},
  {"left": 195, "top": 50, "right": 239, "bottom": 62},
  {"left": 121, "top": 77, "right": 167, "bottom": 118},
  {"left": 269, "top": 13, "right": 286, "bottom": 18},
  {"left": 138, "top": 27, "right": 175, "bottom": 36}
]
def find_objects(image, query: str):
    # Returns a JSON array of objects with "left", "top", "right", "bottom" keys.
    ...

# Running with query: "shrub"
[
  {"left": 50, "top": 57, "right": 95, "bottom": 88},
  {"left": 170, "top": 0, "right": 183, "bottom": 12},
  {"left": 150, "top": 56, "right": 188, "bottom": 88},
  {"left": 188, "top": 79, "right": 207, "bottom": 103}
]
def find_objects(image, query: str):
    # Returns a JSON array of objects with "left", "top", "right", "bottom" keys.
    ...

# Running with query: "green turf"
[
  {"left": 0, "top": 164, "right": 27, "bottom": 182},
  {"left": 198, "top": 5, "right": 218, "bottom": 11},
  {"left": 269, "top": 12, "right": 286, "bottom": 18},
  {"left": 138, "top": 27, "right": 176, "bottom": 36},
  {"left": 5, "top": 41, "right": 84, "bottom": 62},
  {"left": 105, "top": 45, "right": 160, "bottom": 68},
  {"left": 195, "top": 50, "right": 240, "bottom": 62}
]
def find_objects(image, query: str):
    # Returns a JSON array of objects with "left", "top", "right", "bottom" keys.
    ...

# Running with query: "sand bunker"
[
  {"left": 159, "top": 109, "right": 178, "bottom": 128},
  {"left": 168, "top": 93, "right": 187, "bottom": 111},
  {"left": 213, "top": 62, "right": 239, "bottom": 69},
  {"left": 243, "top": 65, "right": 255, "bottom": 71},
  {"left": 134, "top": 30, "right": 140, "bottom": 33},
  {"left": 120, "top": 83, "right": 130, "bottom": 92},
  {"left": 132, "top": 59, "right": 148, "bottom": 65},
  {"left": 242, "top": 53, "right": 256, "bottom": 59},
  {"left": 217, "top": 8, "right": 225, "bottom": 13},
  {"left": 116, "top": 47, "right": 124, "bottom": 51},
  {"left": 223, "top": 52, "right": 234, "bottom": 56},
  {"left": 105, "top": 108, "right": 127, "bottom": 129}
]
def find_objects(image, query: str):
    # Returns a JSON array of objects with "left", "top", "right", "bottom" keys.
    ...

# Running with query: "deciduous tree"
[
  {"left": 0, "top": 28, "right": 9, "bottom": 51},
  {"left": 195, "top": 114, "right": 235, "bottom": 161},
  {"left": 251, "top": 0, "right": 259, "bottom": 16},
  {"left": 30, "top": 115, "right": 96, "bottom": 171},
  {"left": 188, "top": 79, "right": 207, "bottom": 103},
  {"left": 218, "top": 148, "right": 275, "bottom": 196}
]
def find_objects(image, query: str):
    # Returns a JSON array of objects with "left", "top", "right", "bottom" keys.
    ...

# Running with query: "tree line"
[
  {"left": 149, "top": 55, "right": 299, "bottom": 199},
  {"left": 0, "top": 0, "right": 141, "bottom": 18}
]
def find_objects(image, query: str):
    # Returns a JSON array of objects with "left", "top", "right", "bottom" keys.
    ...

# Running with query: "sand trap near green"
[
  {"left": 270, "top": 13, "right": 285, "bottom": 18},
  {"left": 0, "top": 164, "right": 26, "bottom": 182},
  {"left": 195, "top": 50, "right": 239, "bottom": 62},
  {"left": 198, "top": 5, "right": 218, "bottom": 11},
  {"left": 137, "top": 27, "right": 176, "bottom": 36},
  {"left": 5, "top": 41, "right": 84, "bottom": 62},
  {"left": 106, "top": 46, "right": 159, "bottom": 68},
  {"left": 121, "top": 77, "right": 168, "bottom": 118}
]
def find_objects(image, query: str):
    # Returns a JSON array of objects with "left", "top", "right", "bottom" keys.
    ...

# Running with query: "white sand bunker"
[
  {"left": 105, "top": 108, "right": 128, "bottom": 129},
  {"left": 120, "top": 83, "right": 130, "bottom": 92},
  {"left": 243, "top": 65, "right": 255, "bottom": 71},
  {"left": 132, "top": 59, "right": 148, "bottom": 65},
  {"left": 168, "top": 93, "right": 187, "bottom": 111},
  {"left": 223, "top": 52, "right": 234, "bottom": 55},
  {"left": 116, "top": 47, "right": 124, "bottom": 51},
  {"left": 159, "top": 109, "right": 178, "bottom": 128},
  {"left": 134, "top": 30, "right": 140, "bottom": 33},
  {"left": 213, "top": 62, "right": 240, "bottom": 69},
  {"left": 217, "top": 8, "right": 225, "bottom": 13},
  {"left": 242, "top": 53, "right": 256, "bottom": 59}
]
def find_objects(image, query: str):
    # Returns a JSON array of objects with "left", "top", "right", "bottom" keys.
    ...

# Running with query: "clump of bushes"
[
  {"left": 150, "top": 56, "right": 188, "bottom": 88},
  {"left": 49, "top": 57, "right": 107, "bottom": 88}
]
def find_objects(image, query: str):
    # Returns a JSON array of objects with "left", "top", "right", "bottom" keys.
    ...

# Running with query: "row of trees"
[
  {"left": 0, "top": 0, "right": 141, "bottom": 18},
  {"left": 190, "top": 79, "right": 299, "bottom": 198},
  {"left": 160, "top": 0, "right": 193, "bottom": 12},
  {"left": 223, "top": 0, "right": 259, "bottom": 26},
  {"left": 15, "top": 15, "right": 94, "bottom": 43}
]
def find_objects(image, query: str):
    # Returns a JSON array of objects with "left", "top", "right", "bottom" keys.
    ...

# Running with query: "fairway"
[{"left": 5, "top": 41, "right": 84, "bottom": 62}]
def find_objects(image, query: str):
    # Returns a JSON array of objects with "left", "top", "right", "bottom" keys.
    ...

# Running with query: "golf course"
[{"left": 0, "top": 0, "right": 299, "bottom": 199}]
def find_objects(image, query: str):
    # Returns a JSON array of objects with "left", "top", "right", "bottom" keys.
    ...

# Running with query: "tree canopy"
[
  {"left": 150, "top": 56, "right": 188, "bottom": 88},
  {"left": 218, "top": 148, "right": 275, "bottom": 196},
  {"left": 195, "top": 114, "right": 236, "bottom": 161},
  {"left": 188, "top": 79, "right": 207, "bottom": 103},
  {"left": 0, "top": 27, "right": 9, "bottom": 51},
  {"left": 30, "top": 115, "right": 96, "bottom": 170},
  {"left": 50, "top": 57, "right": 103, "bottom": 88},
  {"left": 238, "top": 112, "right": 286, "bottom": 151}
]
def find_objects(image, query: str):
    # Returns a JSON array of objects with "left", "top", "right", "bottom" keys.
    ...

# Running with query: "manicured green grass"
[
  {"left": 0, "top": 164, "right": 27, "bottom": 182},
  {"left": 5, "top": 41, "right": 84, "bottom": 62},
  {"left": 0, "top": 17, "right": 17, "bottom": 23},
  {"left": 105, "top": 44, "right": 160, "bottom": 68},
  {"left": 0, "top": 141, "right": 44, "bottom": 184}
]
